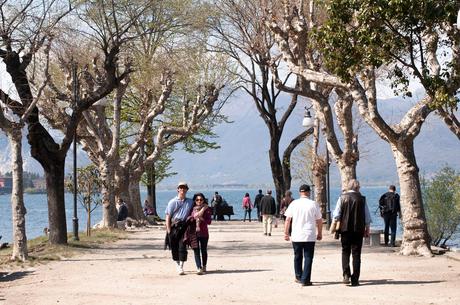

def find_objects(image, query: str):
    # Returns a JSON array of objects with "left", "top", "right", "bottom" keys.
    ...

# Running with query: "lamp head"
[
  {"left": 302, "top": 109, "right": 314, "bottom": 129},
  {"left": 456, "top": 9, "right": 460, "bottom": 30}
]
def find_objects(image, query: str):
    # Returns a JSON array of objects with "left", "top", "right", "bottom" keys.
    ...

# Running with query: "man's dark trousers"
[
  {"left": 292, "top": 241, "right": 315, "bottom": 284},
  {"left": 341, "top": 232, "right": 364, "bottom": 284},
  {"left": 383, "top": 213, "right": 397, "bottom": 246},
  {"left": 170, "top": 225, "right": 187, "bottom": 261}
]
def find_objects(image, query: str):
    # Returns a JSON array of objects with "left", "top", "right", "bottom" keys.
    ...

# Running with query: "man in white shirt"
[{"left": 284, "top": 184, "right": 322, "bottom": 286}]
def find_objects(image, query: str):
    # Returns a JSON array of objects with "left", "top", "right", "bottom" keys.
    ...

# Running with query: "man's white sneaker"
[{"left": 197, "top": 268, "right": 203, "bottom": 275}]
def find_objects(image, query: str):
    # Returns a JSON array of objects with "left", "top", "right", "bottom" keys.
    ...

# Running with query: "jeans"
[
  {"left": 243, "top": 209, "right": 252, "bottom": 222},
  {"left": 292, "top": 242, "right": 315, "bottom": 284},
  {"left": 193, "top": 236, "right": 209, "bottom": 269},
  {"left": 341, "top": 232, "right": 364, "bottom": 283},
  {"left": 383, "top": 213, "right": 397, "bottom": 246}
]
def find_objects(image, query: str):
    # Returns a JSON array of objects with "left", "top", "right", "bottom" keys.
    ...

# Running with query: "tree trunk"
[
  {"left": 101, "top": 164, "right": 117, "bottom": 228},
  {"left": 391, "top": 141, "right": 432, "bottom": 257},
  {"left": 268, "top": 135, "right": 285, "bottom": 215},
  {"left": 43, "top": 160, "right": 67, "bottom": 244},
  {"left": 128, "top": 174, "right": 144, "bottom": 220},
  {"left": 115, "top": 169, "right": 133, "bottom": 218},
  {"left": 282, "top": 129, "right": 312, "bottom": 192},
  {"left": 147, "top": 164, "right": 158, "bottom": 216},
  {"left": 312, "top": 156, "right": 327, "bottom": 219},
  {"left": 337, "top": 160, "right": 357, "bottom": 190},
  {"left": 87, "top": 200, "right": 91, "bottom": 236},
  {"left": 8, "top": 129, "right": 28, "bottom": 261}
]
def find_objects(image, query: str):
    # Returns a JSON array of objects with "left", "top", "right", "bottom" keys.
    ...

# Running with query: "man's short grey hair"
[{"left": 347, "top": 179, "right": 360, "bottom": 192}]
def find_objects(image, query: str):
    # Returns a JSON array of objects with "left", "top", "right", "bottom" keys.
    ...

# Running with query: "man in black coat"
[
  {"left": 333, "top": 179, "right": 371, "bottom": 286},
  {"left": 379, "top": 185, "right": 401, "bottom": 247},
  {"left": 260, "top": 189, "right": 276, "bottom": 236}
]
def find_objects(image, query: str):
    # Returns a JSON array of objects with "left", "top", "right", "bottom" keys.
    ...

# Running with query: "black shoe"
[
  {"left": 343, "top": 275, "right": 351, "bottom": 284},
  {"left": 301, "top": 282, "right": 313, "bottom": 286},
  {"left": 264, "top": 233, "right": 267, "bottom": 236},
  {"left": 350, "top": 281, "right": 359, "bottom": 286},
  {"left": 295, "top": 278, "right": 301, "bottom": 283},
  {"left": 268, "top": 233, "right": 271, "bottom": 236}
]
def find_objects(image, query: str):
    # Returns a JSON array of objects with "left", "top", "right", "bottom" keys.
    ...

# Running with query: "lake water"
[{"left": 0, "top": 187, "right": 457, "bottom": 248}]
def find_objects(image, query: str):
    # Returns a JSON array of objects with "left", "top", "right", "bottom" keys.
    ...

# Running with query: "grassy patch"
[{"left": 0, "top": 228, "right": 128, "bottom": 268}]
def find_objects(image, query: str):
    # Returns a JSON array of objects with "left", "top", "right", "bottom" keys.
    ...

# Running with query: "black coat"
[
  {"left": 260, "top": 195, "right": 276, "bottom": 215},
  {"left": 339, "top": 192, "right": 366, "bottom": 234}
]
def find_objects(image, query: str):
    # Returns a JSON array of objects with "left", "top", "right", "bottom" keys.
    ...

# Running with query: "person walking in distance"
[
  {"left": 165, "top": 182, "right": 194, "bottom": 275},
  {"left": 280, "top": 190, "right": 294, "bottom": 222},
  {"left": 284, "top": 184, "right": 322, "bottom": 286},
  {"left": 333, "top": 179, "right": 371, "bottom": 286},
  {"left": 254, "top": 189, "right": 264, "bottom": 222},
  {"left": 260, "top": 189, "right": 276, "bottom": 236},
  {"left": 117, "top": 198, "right": 128, "bottom": 221},
  {"left": 242, "top": 193, "right": 253, "bottom": 222},
  {"left": 378, "top": 185, "right": 401, "bottom": 247}
]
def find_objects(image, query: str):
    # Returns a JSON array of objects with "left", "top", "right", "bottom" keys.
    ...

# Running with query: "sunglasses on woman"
[{"left": 195, "top": 198, "right": 204, "bottom": 202}]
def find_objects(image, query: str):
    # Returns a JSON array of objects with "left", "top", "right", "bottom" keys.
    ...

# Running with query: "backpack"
[{"left": 379, "top": 192, "right": 398, "bottom": 215}]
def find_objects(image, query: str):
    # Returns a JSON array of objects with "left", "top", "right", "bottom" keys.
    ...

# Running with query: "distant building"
[
  {"left": 0, "top": 177, "right": 13, "bottom": 194},
  {"left": 32, "top": 178, "right": 46, "bottom": 191}
]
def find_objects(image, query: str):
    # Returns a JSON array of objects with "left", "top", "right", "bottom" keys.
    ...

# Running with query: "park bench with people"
[{"left": 213, "top": 203, "right": 234, "bottom": 220}]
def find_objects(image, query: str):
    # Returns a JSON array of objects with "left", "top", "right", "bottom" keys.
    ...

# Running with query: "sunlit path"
[{"left": 1, "top": 221, "right": 459, "bottom": 305}]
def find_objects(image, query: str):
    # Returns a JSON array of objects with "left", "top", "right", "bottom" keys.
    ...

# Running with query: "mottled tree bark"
[
  {"left": 8, "top": 128, "right": 28, "bottom": 261},
  {"left": 100, "top": 163, "right": 117, "bottom": 228},
  {"left": 391, "top": 142, "right": 432, "bottom": 256},
  {"left": 128, "top": 174, "right": 144, "bottom": 220}
]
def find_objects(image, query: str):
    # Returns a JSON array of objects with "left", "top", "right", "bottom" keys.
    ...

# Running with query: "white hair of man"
[{"left": 347, "top": 179, "right": 360, "bottom": 192}]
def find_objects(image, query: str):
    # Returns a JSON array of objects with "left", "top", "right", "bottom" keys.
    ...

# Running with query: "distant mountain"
[
  {"left": 160, "top": 92, "right": 460, "bottom": 188},
  {"left": 0, "top": 93, "right": 459, "bottom": 189}
]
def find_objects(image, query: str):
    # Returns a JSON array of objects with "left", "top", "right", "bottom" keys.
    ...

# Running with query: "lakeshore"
[{"left": 1, "top": 221, "right": 459, "bottom": 305}]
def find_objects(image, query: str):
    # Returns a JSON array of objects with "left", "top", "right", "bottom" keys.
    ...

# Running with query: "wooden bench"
[{"left": 213, "top": 205, "right": 234, "bottom": 220}]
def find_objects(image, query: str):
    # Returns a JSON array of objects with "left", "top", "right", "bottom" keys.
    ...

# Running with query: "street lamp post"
[
  {"left": 72, "top": 63, "right": 79, "bottom": 241},
  {"left": 302, "top": 106, "right": 331, "bottom": 229}
]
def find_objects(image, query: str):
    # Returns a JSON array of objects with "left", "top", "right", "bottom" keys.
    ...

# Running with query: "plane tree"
[
  {"left": 267, "top": 0, "right": 460, "bottom": 255},
  {"left": 264, "top": 0, "right": 361, "bottom": 214},
  {"left": 210, "top": 0, "right": 313, "bottom": 209},
  {"left": 0, "top": 90, "right": 28, "bottom": 260},
  {"left": 23, "top": 0, "right": 155, "bottom": 236},
  {"left": 41, "top": 0, "right": 231, "bottom": 225},
  {"left": 0, "top": 0, "right": 81, "bottom": 245}
]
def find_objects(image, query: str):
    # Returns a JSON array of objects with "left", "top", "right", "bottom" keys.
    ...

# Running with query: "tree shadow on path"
[
  {"left": 0, "top": 270, "right": 34, "bottom": 282},
  {"left": 358, "top": 279, "right": 444, "bottom": 286},
  {"left": 312, "top": 279, "right": 444, "bottom": 287},
  {"left": 205, "top": 268, "right": 272, "bottom": 275}
]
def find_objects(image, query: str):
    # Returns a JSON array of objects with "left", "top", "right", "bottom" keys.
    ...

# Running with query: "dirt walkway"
[{"left": 1, "top": 221, "right": 459, "bottom": 305}]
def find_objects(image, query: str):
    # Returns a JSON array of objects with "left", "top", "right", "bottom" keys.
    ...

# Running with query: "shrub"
[{"left": 422, "top": 166, "right": 460, "bottom": 247}]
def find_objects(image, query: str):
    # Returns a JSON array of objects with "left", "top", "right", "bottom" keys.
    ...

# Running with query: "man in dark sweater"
[
  {"left": 254, "top": 189, "right": 264, "bottom": 222},
  {"left": 260, "top": 189, "right": 276, "bottom": 236},
  {"left": 379, "top": 185, "right": 401, "bottom": 247},
  {"left": 333, "top": 179, "right": 371, "bottom": 286}
]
